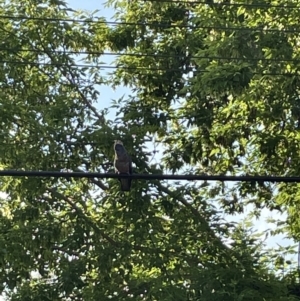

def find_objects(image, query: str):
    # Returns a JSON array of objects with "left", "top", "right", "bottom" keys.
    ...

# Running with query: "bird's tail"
[{"left": 120, "top": 178, "right": 131, "bottom": 191}]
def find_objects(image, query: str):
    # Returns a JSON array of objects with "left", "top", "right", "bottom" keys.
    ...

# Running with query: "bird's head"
[
  {"left": 114, "top": 140, "right": 123, "bottom": 146},
  {"left": 114, "top": 140, "right": 125, "bottom": 153}
]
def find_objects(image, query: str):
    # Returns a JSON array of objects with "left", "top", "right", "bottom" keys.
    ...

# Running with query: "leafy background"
[{"left": 0, "top": 0, "right": 299, "bottom": 300}]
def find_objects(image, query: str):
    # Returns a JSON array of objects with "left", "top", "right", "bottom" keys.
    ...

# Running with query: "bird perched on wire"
[{"left": 114, "top": 140, "right": 132, "bottom": 191}]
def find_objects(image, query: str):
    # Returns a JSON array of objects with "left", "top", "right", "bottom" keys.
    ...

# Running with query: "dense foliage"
[{"left": 0, "top": 0, "right": 300, "bottom": 300}]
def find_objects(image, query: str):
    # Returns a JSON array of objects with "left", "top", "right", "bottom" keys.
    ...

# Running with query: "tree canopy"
[{"left": 0, "top": 0, "right": 300, "bottom": 300}]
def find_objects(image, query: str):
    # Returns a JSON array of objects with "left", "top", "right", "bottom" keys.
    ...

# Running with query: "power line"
[
  {"left": 0, "top": 170, "right": 299, "bottom": 183},
  {"left": 0, "top": 60, "right": 183, "bottom": 71},
  {"left": 0, "top": 60, "right": 298, "bottom": 76},
  {"left": 0, "top": 14, "right": 97, "bottom": 23},
  {"left": 0, "top": 15, "right": 300, "bottom": 33},
  {"left": 2, "top": 48, "right": 300, "bottom": 64},
  {"left": 143, "top": 0, "right": 300, "bottom": 9}
]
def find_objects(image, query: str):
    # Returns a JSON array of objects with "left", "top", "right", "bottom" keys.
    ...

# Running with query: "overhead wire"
[
  {"left": 0, "top": 15, "right": 297, "bottom": 74},
  {"left": 142, "top": 0, "right": 300, "bottom": 9},
  {"left": 0, "top": 19, "right": 299, "bottom": 68},
  {"left": 0, "top": 1, "right": 297, "bottom": 11},
  {"left": 0, "top": 60, "right": 185, "bottom": 71},
  {"left": 0, "top": 17, "right": 298, "bottom": 76},
  {"left": 0, "top": 60, "right": 298, "bottom": 76},
  {"left": 0, "top": 170, "right": 299, "bottom": 183},
  {"left": 1, "top": 48, "right": 300, "bottom": 64},
  {"left": 0, "top": 15, "right": 300, "bottom": 33}
]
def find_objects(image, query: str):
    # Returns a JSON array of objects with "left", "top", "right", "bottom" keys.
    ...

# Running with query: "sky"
[{"left": 67, "top": 0, "right": 132, "bottom": 120}]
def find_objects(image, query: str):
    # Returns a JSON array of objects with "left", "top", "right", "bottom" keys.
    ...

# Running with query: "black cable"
[
  {"left": 0, "top": 170, "right": 299, "bottom": 182},
  {"left": 2, "top": 48, "right": 300, "bottom": 64},
  {"left": 0, "top": 15, "right": 299, "bottom": 33},
  {"left": 0, "top": 60, "right": 183, "bottom": 71},
  {"left": 0, "top": 60, "right": 298, "bottom": 76},
  {"left": 0, "top": 14, "right": 97, "bottom": 23},
  {"left": 143, "top": 0, "right": 300, "bottom": 9}
]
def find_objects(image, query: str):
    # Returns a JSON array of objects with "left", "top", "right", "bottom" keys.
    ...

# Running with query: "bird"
[{"left": 114, "top": 140, "right": 132, "bottom": 191}]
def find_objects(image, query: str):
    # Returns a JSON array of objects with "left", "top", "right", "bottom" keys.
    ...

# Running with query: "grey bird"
[{"left": 114, "top": 140, "right": 132, "bottom": 191}]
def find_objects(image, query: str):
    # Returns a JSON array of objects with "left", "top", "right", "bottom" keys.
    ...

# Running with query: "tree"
[
  {"left": 103, "top": 0, "right": 300, "bottom": 249},
  {"left": 0, "top": 0, "right": 300, "bottom": 300}
]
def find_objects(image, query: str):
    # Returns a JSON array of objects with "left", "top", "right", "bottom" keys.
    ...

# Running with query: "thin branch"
[
  {"left": 67, "top": 69, "right": 105, "bottom": 123},
  {"left": 34, "top": 29, "right": 105, "bottom": 124},
  {"left": 75, "top": 167, "right": 109, "bottom": 191},
  {"left": 89, "top": 178, "right": 109, "bottom": 190},
  {"left": 158, "top": 183, "right": 230, "bottom": 252},
  {"left": 48, "top": 187, "right": 120, "bottom": 247}
]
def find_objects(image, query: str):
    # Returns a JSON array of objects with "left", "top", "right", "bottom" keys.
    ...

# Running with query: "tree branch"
[
  {"left": 158, "top": 183, "right": 230, "bottom": 252},
  {"left": 47, "top": 188, "right": 119, "bottom": 247},
  {"left": 33, "top": 29, "right": 105, "bottom": 124},
  {"left": 75, "top": 167, "right": 109, "bottom": 191}
]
